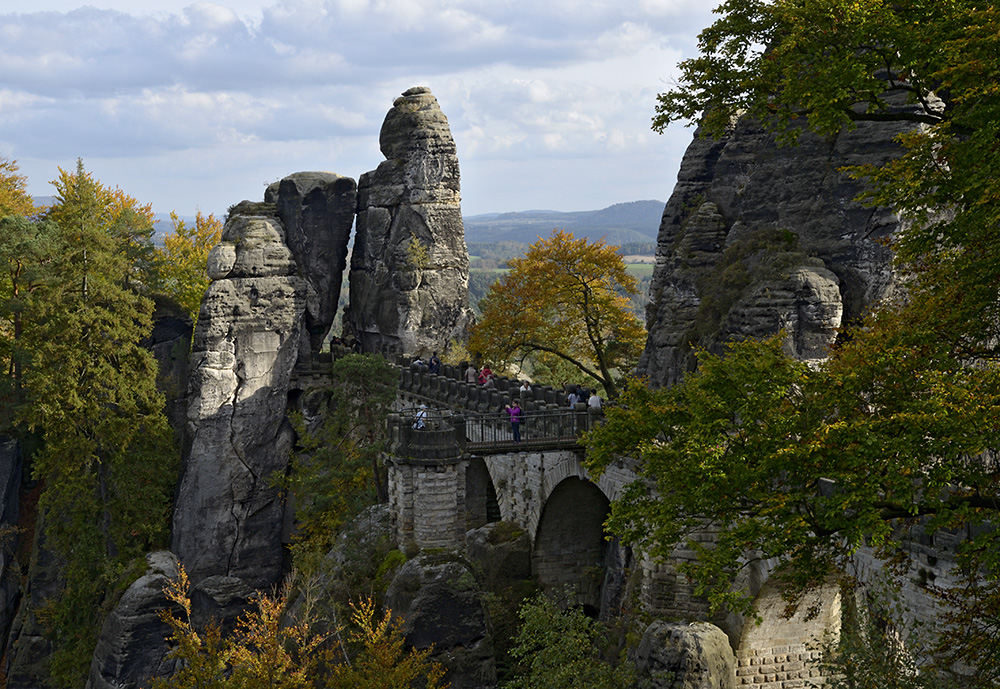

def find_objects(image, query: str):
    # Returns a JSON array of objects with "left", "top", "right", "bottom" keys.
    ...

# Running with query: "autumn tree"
[
  {"left": 153, "top": 568, "right": 448, "bottom": 689},
  {"left": 0, "top": 155, "right": 37, "bottom": 218},
  {"left": 11, "top": 159, "right": 178, "bottom": 686},
  {"left": 0, "top": 156, "right": 49, "bottom": 415},
  {"left": 468, "top": 230, "right": 645, "bottom": 399},
  {"left": 0, "top": 216, "right": 60, "bottom": 415},
  {"left": 153, "top": 211, "right": 223, "bottom": 320}
]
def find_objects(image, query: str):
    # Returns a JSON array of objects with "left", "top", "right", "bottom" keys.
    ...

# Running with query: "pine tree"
[{"left": 19, "top": 160, "right": 178, "bottom": 687}]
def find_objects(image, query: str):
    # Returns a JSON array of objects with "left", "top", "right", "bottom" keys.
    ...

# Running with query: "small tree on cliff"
[
  {"left": 152, "top": 210, "right": 223, "bottom": 321},
  {"left": 153, "top": 568, "right": 448, "bottom": 689},
  {"left": 288, "top": 353, "right": 397, "bottom": 568},
  {"left": 469, "top": 230, "right": 645, "bottom": 399}
]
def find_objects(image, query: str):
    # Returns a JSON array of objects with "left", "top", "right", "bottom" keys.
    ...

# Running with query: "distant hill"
[{"left": 463, "top": 200, "right": 664, "bottom": 245}]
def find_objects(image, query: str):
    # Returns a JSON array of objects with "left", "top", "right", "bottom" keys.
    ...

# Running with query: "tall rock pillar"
[
  {"left": 349, "top": 86, "right": 474, "bottom": 356},
  {"left": 265, "top": 172, "right": 357, "bottom": 357},
  {"left": 172, "top": 205, "right": 308, "bottom": 588}
]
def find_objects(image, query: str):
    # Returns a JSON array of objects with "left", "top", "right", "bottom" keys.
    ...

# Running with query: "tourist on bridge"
[
  {"left": 464, "top": 362, "right": 478, "bottom": 384},
  {"left": 505, "top": 399, "right": 523, "bottom": 443},
  {"left": 412, "top": 404, "right": 428, "bottom": 430},
  {"left": 478, "top": 364, "right": 493, "bottom": 385}
]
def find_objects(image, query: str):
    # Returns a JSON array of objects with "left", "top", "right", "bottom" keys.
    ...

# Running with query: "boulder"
[
  {"left": 349, "top": 86, "right": 474, "bottom": 357},
  {"left": 172, "top": 209, "right": 308, "bottom": 588},
  {"left": 265, "top": 171, "right": 357, "bottom": 357},
  {"left": 86, "top": 552, "right": 182, "bottom": 689},
  {"left": 465, "top": 522, "right": 532, "bottom": 586},
  {"left": 190, "top": 574, "right": 255, "bottom": 636},
  {"left": 636, "top": 621, "right": 736, "bottom": 689},
  {"left": 385, "top": 553, "right": 496, "bottom": 689},
  {"left": 638, "top": 111, "right": 911, "bottom": 387}
]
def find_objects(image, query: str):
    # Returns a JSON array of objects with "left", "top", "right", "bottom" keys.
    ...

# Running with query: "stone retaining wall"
[{"left": 735, "top": 646, "right": 826, "bottom": 688}]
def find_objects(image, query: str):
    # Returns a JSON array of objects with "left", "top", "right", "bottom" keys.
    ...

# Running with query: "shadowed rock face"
[
  {"left": 86, "top": 552, "right": 181, "bottom": 689},
  {"left": 385, "top": 554, "right": 496, "bottom": 689},
  {"left": 638, "top": 115, "right": 912, "bottom": 387},
  {"left": 265, "top": 172, "right": 357, "bottom": 356},
  {"left": 350, "top": 86, "right": 474, "bottom": 357},
  {"left": 172, "top": 210, "right": 307, "bottom": 588}
]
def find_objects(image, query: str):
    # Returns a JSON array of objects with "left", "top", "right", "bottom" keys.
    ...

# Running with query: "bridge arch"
[
  {"left": 532, "top": 476, "right": 611, "bottom": 613},
  {"left": 465, "top": 456, "right": 501, "bottom": 530}
]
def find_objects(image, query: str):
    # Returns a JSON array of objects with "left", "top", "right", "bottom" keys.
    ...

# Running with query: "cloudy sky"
[{"left": 1, "top": 0, "right": 717, "bottom": 218}]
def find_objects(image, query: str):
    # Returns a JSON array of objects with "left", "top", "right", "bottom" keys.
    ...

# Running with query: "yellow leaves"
[
  {"left": 469, "top": 229, "right": 645, "bottom": 398},
  {"left": 156, "top": 566, "right": 448, "bottom": 689},
  {"left": 155, "top": 211, "right": 223, "bottom": 320},
  {"left": 0, "top": 156, "right": 36, "bottom": 218}
]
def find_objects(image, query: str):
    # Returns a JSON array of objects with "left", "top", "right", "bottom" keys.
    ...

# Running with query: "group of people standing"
[
  {"left": 566, "top": 385, "right": 601, "bottom": 411},
  {"left": 413, "top": 360, "right": 602, "bottom": 445}
]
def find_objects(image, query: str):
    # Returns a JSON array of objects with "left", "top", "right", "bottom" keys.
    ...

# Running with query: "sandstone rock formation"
[
  {"left": 465, "top": 522, "right": 532, "bottom": 587},
  {"left": 86, "top": 552, "right": 181, "bottom": 689},
  {"left": 4, "top": 518, "right": 60, "bottom": 689},
  {"left": 638, "top": 116, "right": 911, "bottom": 387},
  {"left": 172, "top": 205, "right": 308, "bottom": 588},
  {"left": 0, "top": 438, "right": 21, "bottom": 645},
  {"left": 636, "top": 621, "right": 736, "bottom": 689},
  {"left": 350, "top": 86, "right": 474, "bottom": 357},
  {"left": 385, "top": 553, "right": 496, "bottom": 689},
  {"left": 190, "top": 575, "right": 255, "bottom": 636},
  {"left": 265, "top": 172, "right": 357, "bottom": 357}
]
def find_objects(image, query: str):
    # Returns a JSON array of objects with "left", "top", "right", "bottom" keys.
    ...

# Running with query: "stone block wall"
[
  {"left": 735, "top": 646, "right": 826, "bottom": 688},
  {"left": 388, "top": 459, "right": 468, "bottom": 551}
]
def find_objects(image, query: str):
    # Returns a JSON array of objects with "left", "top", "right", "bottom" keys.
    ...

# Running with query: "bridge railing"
[
  {"left": 390, "top": 406, "right": 597, "bottom": 456},
  {"left": 460, "top": 408, "right": 595, "bottom": 452}
]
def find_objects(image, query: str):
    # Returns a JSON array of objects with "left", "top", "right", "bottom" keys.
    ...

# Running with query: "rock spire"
[{"left": 349, "top": 86, "right": 474, "bottom": 357}]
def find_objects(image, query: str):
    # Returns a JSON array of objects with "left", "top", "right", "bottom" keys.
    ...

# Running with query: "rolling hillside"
[{"left": 462, "top": 200, "right": 664, "bottom": 245}]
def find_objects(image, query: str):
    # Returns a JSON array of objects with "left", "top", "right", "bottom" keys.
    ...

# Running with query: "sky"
[{"left": 1, "top": 0, "right": 718, "bottom": 218}]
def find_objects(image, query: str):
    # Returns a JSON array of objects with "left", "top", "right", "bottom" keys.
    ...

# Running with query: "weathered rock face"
[
  {"left": 4, "top": 516, "right": 61, "bottom": 689},
  {"left": 172, "top": 206, "right": 308, "bottom": 588},
  {"left": 636, "top": 621, "right": 736, "bottom": 689},
  {"left": 465, "top": 522, "right": 532, "bottom": 587},
  {"left": 0, "top": 438, "right": 21, "bottom": 645},
  {"left": 350, "top": 86, "right": 474, "bottom": 357},
  {"left": 86, "top": 552, "right": 182, "bottom": 689},
  {"left": 385, "top": 553, "right": 496, "bottom": 689},
  {"left": 638, "top": 115, "right": 911, "bottom": 387},
  {"left": 190, "top": 575, "right": 255, "bottom": 636},
  {"left": 265, "top": 172, "right": 357, "bottom": 356}
]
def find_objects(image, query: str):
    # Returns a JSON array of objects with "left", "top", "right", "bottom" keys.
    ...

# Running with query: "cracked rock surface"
[
  {"left": 172, "top": 211, "right": 307, "bottom": 588},
  {"left": 638, "top": 114, "right": 912, "bottom": 387},
  {"left": 349, "top": 86, "right": 474, "bottom": 357}
]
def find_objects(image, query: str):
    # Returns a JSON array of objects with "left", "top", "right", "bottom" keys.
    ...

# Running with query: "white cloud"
[{"left": 2, "top": 0, "right": 718, "bottom": 216}]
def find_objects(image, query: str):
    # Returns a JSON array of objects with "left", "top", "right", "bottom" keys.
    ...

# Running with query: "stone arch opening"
[
  {"left": 533, "top": 476, "right": 610, "bottom": 611},
  {"left": 465, "top": 456, "right": 501, "bottom": 531}
]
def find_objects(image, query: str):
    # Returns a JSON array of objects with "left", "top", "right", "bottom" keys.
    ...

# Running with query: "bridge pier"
[{"left": 385, "top": 413, "right": 469, "bottom": 552}]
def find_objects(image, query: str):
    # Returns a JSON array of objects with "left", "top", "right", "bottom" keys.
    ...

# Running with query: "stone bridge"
[{"left": 306, "top": 349, "right": 956, "bottom": 687}]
